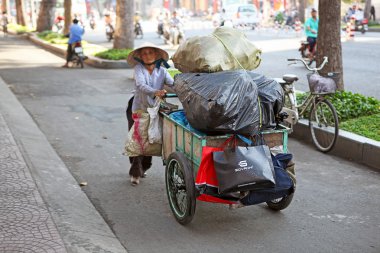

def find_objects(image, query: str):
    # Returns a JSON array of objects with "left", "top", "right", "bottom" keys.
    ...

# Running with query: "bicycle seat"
[
  {"left": 274, "top": 78, "right": 286, "bottom": 84},
  {"left": 282, "top": 74, "right": 299, "bottom": 83}
]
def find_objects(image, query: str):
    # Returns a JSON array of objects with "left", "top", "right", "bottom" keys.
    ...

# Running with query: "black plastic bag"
[
  {"left": 248, "top": 72, "right": 284, "bottom": 129},
  {"left": 174, "top": 70, "right": 261, "bottom": 135}
]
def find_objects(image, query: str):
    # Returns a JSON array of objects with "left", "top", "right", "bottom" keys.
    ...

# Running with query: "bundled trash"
[
  {"left": 248, "top": 72, "right": 284, "bottom": 129},
  {"left": 172, "top": 27, "right": 262, "bottom": 73},
  {"left": 171, "top": 27, "right": 283, "bottom": 135},
  {"left": 174, "top": 70, "right": 261, "bottom": 135},
  {"left": 173, "top": 70, "right": 283, "bottom": 135}
]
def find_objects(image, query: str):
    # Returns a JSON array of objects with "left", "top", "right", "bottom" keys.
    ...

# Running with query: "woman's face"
[{"left": 140, "top": 48, "right": 157, "bottom": 64}]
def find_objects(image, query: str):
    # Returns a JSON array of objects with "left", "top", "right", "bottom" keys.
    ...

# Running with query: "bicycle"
[{"left": 276, "top": 56, "right": 339, "bottom": 153}]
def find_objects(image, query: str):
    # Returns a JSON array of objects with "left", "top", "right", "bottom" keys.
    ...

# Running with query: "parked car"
[{"left": 223, "top": 4, "right": 261, "bottom": 29}]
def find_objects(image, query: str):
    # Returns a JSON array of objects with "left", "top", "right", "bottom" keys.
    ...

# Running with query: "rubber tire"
[
  {"left": 165, "top": 152, "right": 196, "bottom": 225},
  {"left": 309, "top": 99, "right": 339, "bottom": 153},
  {"left": 266, "top": 193, "right": 294, "bottom": 211},
  {"left": 78, "top": 57, "right": 84, "bottom": 68}
]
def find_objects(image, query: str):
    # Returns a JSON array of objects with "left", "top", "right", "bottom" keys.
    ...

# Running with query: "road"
[
  {"left": 0, "top": 33, "right": 379, "bottom": 253},
  {"left": 84, "top": 20, "right": 380, "bottom": 99}
]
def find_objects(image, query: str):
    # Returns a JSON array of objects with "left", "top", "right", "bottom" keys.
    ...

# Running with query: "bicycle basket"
[{"left": 307, "top": 73, "right": 338, "bottom": 94}]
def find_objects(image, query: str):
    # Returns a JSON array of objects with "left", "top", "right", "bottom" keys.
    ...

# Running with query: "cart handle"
[{"left": 164, "top": 93, "right": 177, "bottom": 98}]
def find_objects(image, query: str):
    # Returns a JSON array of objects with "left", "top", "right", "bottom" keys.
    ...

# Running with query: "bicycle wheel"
[
  {"left": 165, "top": 152, "right": 196, "bottom": 225},
  {"left": 309, "top": 98, "right": 339, "bottom": 152}
]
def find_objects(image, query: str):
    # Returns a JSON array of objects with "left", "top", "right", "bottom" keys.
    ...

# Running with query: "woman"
[{"left": 126, "top": 42, "right": 174, "bottom": 185}]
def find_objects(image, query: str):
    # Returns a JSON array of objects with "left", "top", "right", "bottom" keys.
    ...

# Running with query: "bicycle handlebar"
[{"left": 288, "top": 56, "right": 328, "bottom": 72}]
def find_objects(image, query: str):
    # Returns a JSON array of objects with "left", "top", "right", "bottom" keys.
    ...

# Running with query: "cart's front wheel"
[{"left": 165, "top": 152, "right": 196, "bottom": 225}]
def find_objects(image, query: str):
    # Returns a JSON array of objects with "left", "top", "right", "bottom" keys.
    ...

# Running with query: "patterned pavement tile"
[{"left": 0, "top": 113, "right": 67, "bottom": 253}]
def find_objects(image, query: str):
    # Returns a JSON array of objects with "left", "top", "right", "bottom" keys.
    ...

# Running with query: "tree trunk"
[
  {"left": 15, "top": 0, "right": 26, "bottom": 25},
  {"left": 63, "top": 0, "right": 71, "bottom": 35},
  {"left": 1, "top": 0, "right": 6, "bottom": 13},
  {"left": 364, "top": 0, "right": 372, "bottom": 19},
  {"left": 113, "top": 0, "right": 134, "bottom": 49},
  {"left": 317, "top": 0, "right": 343, "bottom": 90},
  {"left": 36, "top": 0, "right": 57, "bottom": 32},
  {"left": 298, "top": 0, "right": 305, "bottom": 22}
]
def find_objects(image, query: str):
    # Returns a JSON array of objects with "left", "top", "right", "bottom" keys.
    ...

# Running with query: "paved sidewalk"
[
  {"left": 0, "top": 73, "right": 128, "bottom": 251},
  {"left": 0, "top": 112, "right": 67, "bottom": 252}
]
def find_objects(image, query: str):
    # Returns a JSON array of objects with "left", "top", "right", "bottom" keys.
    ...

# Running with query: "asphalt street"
[{"left": 0, "top": 34, "right": 379, "bottom": 253}]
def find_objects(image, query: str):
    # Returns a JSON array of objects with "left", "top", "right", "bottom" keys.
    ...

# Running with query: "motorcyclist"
[
  {"left": 54, "top": 13, "right": 64, "bottom": 33},
  {"left": 62, "top": 19, "right": 84, "bottom": 68},
  {"left": 168, "top": 11, "right": 184, "bottom": 45},
  {"left": 1, "top": 11, "right": 8, "bottom": 36},
  {"left": 157, "top": 12, "right": 164, "bottom": 36},
  {"left": 304, "top": 8, "right": 318, "bottom": 57},
  {"left": 134, "top": 11, "right": 143, "bottom": 36},
  {"left": 89, "top": 13, "right": 96, "bottom": 29},
  {"left": 134, "top": 11, "right": 141, "bottom": 24},
  {"left": 170, "top": 11, "right": 182, "bottom": 28},
  {"left": 104, "top": 12, "right": 114, "bottom": 31}
]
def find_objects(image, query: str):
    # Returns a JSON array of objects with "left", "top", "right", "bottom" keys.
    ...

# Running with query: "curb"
[
  {"left": 27, "top": 33, "right": 131, "bottom": 69},
  {"left": 0, "top": 76, "right": 128, "bottom": 252},
  {"left": 291, "top": 119, "right": 380, "bottom": 170}
]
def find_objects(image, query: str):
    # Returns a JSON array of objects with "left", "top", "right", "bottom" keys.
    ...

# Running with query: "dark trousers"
[
  {"left": 66, "top": 43, "right": 73, "bottom": 62},
  {"left": 307, "top": 36, "right": 317, "bottom": 53},
  {"left": 126, "top": 96, "right": 152, "bottom": 178}
]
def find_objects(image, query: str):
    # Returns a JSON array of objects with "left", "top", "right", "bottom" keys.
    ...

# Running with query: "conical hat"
[{"left": 127, "top": 42, "right": 169, "bottom": 66}]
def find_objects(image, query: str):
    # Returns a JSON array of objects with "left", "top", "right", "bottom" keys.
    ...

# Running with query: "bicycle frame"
[
  {"left": 282, "top": 83, "right": 317, "bottom": 127},
  {"left": 281, "top": 56, "right": 329, "bottom": 127}
]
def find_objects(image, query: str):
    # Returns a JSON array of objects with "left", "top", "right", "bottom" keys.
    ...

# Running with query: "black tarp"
[
  {"left": 174, "top": 70, "right": 261, "bottom": 135},
  {"left": 248, "top": 72, "right": 284, "bottom": 129}
]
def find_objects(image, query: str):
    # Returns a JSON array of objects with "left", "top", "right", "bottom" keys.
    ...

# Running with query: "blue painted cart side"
[{"left": 161, "top": 112, "right": 290, "bottom": 176}]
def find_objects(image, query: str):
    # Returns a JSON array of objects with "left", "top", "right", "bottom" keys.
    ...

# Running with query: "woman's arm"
[{"left": 134, "top": 66, "right": 158, "bottom": 96}]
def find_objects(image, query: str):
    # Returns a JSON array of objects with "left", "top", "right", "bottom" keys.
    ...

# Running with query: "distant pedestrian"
[
  {"left": 1, "top": 11, "right": 9, "bottom": 37},
  {"left": 370, "top": 5, "right": 376, "bottom": 21}
]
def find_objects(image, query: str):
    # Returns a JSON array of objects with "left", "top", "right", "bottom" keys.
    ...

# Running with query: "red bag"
[{"left": 195, "top": 137, "right": 240, "bottom": 204}]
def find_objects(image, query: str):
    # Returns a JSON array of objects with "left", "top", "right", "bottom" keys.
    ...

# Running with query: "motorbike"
[
  {"left": 298, "top": 40, "right": 316, "bottom": 66},
  {"left": 157, "top": 20, "right": 164, "bottom": 37},
  {"left": 355, "top": 18, "right": 368, "bottom": 34},
  {"left": 70, "top": 41, "right": 85, "bottom": 68},
  {"left": 89, "top": 18, "right": 96, "bottom": 30},
  {"left": 53, "top": 20, "right": 64, "bottom": 33},
  {"left": 163, "top": 24, "right": 185, "bottom": 46},
  {"left": 105, "top": 24, "right": 114, "bottom": 41},
  {"left": 134, "top": 22, "right": 143, "bottom": 39}
]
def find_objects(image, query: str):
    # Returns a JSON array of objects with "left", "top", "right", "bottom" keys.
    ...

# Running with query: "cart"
[{"left": 161, "top": 110, "right": 295, "bottom": 225}]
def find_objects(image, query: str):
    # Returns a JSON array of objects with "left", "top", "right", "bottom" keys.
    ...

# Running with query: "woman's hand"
[{"left": 154, "top": 89, "right": 167, "bottom": 98}]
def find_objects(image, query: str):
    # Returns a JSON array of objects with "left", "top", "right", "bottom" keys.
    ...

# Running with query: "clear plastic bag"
[{"left": 147, "top": 98, "right": 162, "bottom": 144}]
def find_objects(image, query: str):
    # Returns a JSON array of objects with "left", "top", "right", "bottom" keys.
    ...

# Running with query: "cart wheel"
[
  {"left": 266, "top": 171, "right": 295, "bottom": 211},
  {"left": 165, "top": 152, "right": 196, "bottom": 225},
  {"left": 266, "top": 193, "right": 294, "bottom": 211}
]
